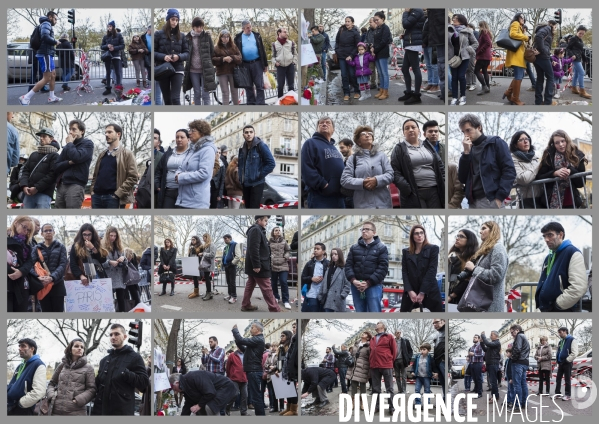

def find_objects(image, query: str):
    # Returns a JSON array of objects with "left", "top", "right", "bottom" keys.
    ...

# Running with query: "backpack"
[
  {"left": 344, "top": 354, "right": 355, "bottom": 368},
  {"left": 30, "top": 25, "right": 42, "bottom": 51}
]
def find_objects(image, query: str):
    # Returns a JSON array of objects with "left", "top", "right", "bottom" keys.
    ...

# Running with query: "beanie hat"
[
  {"left": 108, "top": 20, "right": 116, "bottom": 28},
  {"left": 166, "top": 9, "right": 180, "bottom": 22}
]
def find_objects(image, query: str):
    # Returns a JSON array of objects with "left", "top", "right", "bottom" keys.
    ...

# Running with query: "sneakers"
[
  {"left": 353, "top": 93, "right": 361, "bottom": 99},
  {"left": 554, "top": 394, "right": 563, "bottom": 398},
  {"left": 228, "top": 297, "right": 237, "bottom": 304},
  {"left": 19, "top": 95, "right": 30, "bottom": 105},
  {"left": 224, "top": 295, "right": 231, "bottom": 301},
  {"left": 561, "top": 395, "right": 571, "bottom": 401},
  {"left": 421, "top": 84, "right": 432, "bottom": 92},
  {"left": 450, "top": 98, "right": 458, "bottom": 105},
  {"left": 48, "top": 96, "right": 62, "bottom": 103},
  {"left": 554, "top": 92, "right": 561, "bottom": 98},
  {"left": 284, "top": 302, "right": 291, "bottom": 309},
  {"left": 527, "top": 86, "right": 536, "bottom": 91},
  {"left": 343, "top": 95, "right": 350, "bottom": 101},
  {"left": 468, "top": 85, "right": 477, "bottom": 91},
  {"left": 458, "top": 96, "right": 467, "bottom": 105},
  {"left": 427, "top": 85, "right": 440, "bottom": 93}
]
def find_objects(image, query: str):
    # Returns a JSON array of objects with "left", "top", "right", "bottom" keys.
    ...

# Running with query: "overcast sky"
[
  {"left": 154, "top": 112, "right": 212, "bottom": 150},
  {"left": 450, "top": 319, "right": 510, "bottom": 358},
  {"left": 163, "top": 319, "right": 257, "bottom": 351}
]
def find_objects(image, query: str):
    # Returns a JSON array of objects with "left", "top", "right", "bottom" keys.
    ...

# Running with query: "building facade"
[
  {"left": 13, "top": 112, "right": 55, "bottom": 155},
  {"left": 497, "top": 319, "right": 562, "bottom": 352}
]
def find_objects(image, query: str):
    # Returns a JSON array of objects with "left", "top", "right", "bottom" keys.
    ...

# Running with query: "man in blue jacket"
[
  {"left": 555, "top": 327, "right": 579, "bottom": 401},
  {"left": 301, "top": 116, "right": 346, "bottom": 208},
  {"left": 7, "top": 338, "right": 46, "bottom": 415},
  {"left": 535, "top": 222, "right": 587, "bottom": 312},
  {"left": 237, "top": 125, "right": 275, "bottom": 209},
  {"left": 457, "top": 113, "right": 516, "bottom": 209}
]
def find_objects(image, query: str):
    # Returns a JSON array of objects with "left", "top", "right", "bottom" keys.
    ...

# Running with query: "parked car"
[
  {"left": 572, "top": 349, "right": 592, "bottom": 380},
  {"left": 527, "top": 356, "right": 539, "bottom": 379},
  {"left": 451, "top": 357, "right": 468, "bottom": 379},
  {"left": 261, "top": 174, "right": 298, "bottom": 207},
  {"left": 7, "top": 42, "right": 82, "bottom": 83}
]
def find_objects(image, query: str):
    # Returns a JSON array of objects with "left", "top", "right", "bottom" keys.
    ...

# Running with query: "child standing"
[
  {"left": 413, "top": 343, "right": 434, "bottom": 407},
  {"left": 346, "top": 42, "right": 376, "bottom": 101},
  {"left": 504, "top": 348, "right": 515, "bottom": 408},
  {"left": 551, "top": 48, "right": 574, "bottom": 99}
]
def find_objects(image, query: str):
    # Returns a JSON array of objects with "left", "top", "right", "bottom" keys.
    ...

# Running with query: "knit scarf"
[
  {"left": 453, "top": 25, "right": 466, "bottom": 37},
  {"left": 13, "top": 235, "right": 29, "bottom": 259},
  {"left": 277, "top": 37, "right": 287, "bottom": 46},
  {"left": 513, "top": 149, "right": 536, "bottom": 163},
  {"left": 549, "top": 152, "right": 570, "bottom": 209},
  {"left": 37, "top": 145, "right": 58, "bottom": 154}
]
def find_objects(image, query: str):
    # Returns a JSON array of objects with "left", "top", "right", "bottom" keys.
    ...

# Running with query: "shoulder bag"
[
  {"left": 199, "top": 250, "right": 212, "bottom": 271},
  {"left": 339, "top": 154, "right": 358, "bottom": 197},
  {"left": 496, "top": 28, "right": 522, "bottom": 52},
  {"left": 154, "top": 61, "right": 175, "bottom": 81},
  {"left": 123, "top": 261, "right": 142, "bottom": 286},
  {"left": 233, "top": 65, "right": 253, "bottom": 89},
  {"left": 457, "top": 257, "right": 494, "bottom": 312}
]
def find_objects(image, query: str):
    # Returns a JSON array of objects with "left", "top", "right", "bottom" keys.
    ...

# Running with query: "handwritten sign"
[
  {"left": 64, "top": 278, "right": 115, "bottom": 312},
  {"left": 301, "top": 43, "right": 318, "bottom": 66},
  {"left": 154, "top": 372, "right": 171, "bottom": 392},
  {"left": 181, "top": 257, "right": 201, "bottom": 276},
  {"left": 271, "top": 373, "right": 298, "bottom": 399}
]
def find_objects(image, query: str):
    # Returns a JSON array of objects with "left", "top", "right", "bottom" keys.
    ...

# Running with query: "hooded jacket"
[
  {"left": 310, "top": 33, "right": 325, "bottom": 54},
  {"left": 346, "top": 52, "right": 377, "bottom": 76},
  {"left": 212, "top": 42, "right": 242, "bottom": 76},
  {"left": 245, "top": 222, "right": 271, "bottom": 278},
  {"left": 36, "top": 239, "right": 68, "bottom": 297},
  {"left": 454, "top": 26, "right": 478, "bottom": 60},
  {"left": 54, "top": 137, "right": 94, "bottom": 188},
  {"left": 402, "top": 9, "right": 426, "bottom": 48},
  {"left": 269, "top": 236, "right": 290, "bottom": 273},
  {"left": 318, "top": 265, "right": 351, "bottom": 312},
  {"left": 340, "top": 144, "right": 394, "bottom": 209},
  {"left": 175, "top": 136, "right": 217, "bottom": 209},
  {"left": 301, "top": 132, "right": 345, "bottom": 198},
  {"left": 345, "top": 236, "right": 389, "bottom": 286},
  {"left": 47, "top": 356, "right": 96, "bottom": 416},
  {"left": 237, "top": 136, "right": 275, "bottom": 188},
  {"left": 91, "top": 146, "right": 138, "bottom": 205},
  {"left": 551, "top": 55, "right": 574, "bottom": 78},
  {"left": 373, "top": 23, "right": 392, "bottom": 59},
  {"left": 7, "top": 354, "right": 46, "bottom": 412},
  {"left": 370, "top": 332, "right": 397, "bottom": 369},
  {"left": 335, "top": 25, "right": 360, "bottom": 59},
  {"left": 179, "top": 371, "right": 238, "bottom": 416},
  {"left": 128, "top": 39, "right": 148, "bottom": 61},
  {"left": 154, "top": 30, "right": 190, "bottom": 73},
  {"left": 19, "top": 146, "right": 59, "bottom": 198},
  {"left": 37, "top": 17, "right": 58, "bottom": 56},
  {"left": 183, "top": 30, "right": 217, "bottom": 93},
  {"left": 232, "top": 328, "right": 265, "bottom": 373}
]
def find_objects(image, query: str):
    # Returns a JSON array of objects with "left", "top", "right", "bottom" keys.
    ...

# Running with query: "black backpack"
[
  {"left": 135, "top": 162, "right": 151, "bottom": 209},
  {"left": 30, "top": 25, "right": 42, "bottom": 51},
  {"left": 345, "top": 354, "right": 355, "bottom": 368}
]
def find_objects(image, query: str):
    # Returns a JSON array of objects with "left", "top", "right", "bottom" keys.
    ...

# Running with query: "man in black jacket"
[
  {"left": 509, "top": 324, "right": 530, "bottom": 411},
  {"left": 92, "top": 324, "right": 149, "bottom": 416},
  {"left": 332, "top": 344, "right": 350, "bottom": 394},
  {"left": 240, "top": 216, "right": 281, "bottom": 312},
  {"left": 480, "top": 330, "right": 501, "bottom": 403},
  {"left": 533, "top": 21, "right": 558, "bottom": 105},
  {"left": 232, "top": 322, "right": 266, "bottom": 415},
  {"left": 394, "top": 330, "right": 413, "bottom": 394},
  {"left": 56, "top": 33, "right": 75, "bottom": 91},
  {"left": 169, "top": 370, "right": 238, "bottom": 415},
  {"left": 19, "top": 128, "right": 59, "bottom": 209},
  {"left": 300, "top": 367, "right": 336, "bottom": 408},
  {"left": 234, "top": 20, "right": 268, "bottom": 105}
]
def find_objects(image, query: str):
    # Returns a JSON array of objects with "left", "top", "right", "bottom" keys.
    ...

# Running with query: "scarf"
[
  {"left": 13, "top": 235, "right": 30, "bottom": 259},
  {"left": 326, "top": 264, "right": 336, "bottom": 290},
  {"left": 37, "top": 145, "right": 58, "bottom": 154},
  {"left": 549, "top": 152, "right": 570, "bottom": 209},
  {"left": 453, "top": 25, "right": 466, "bottom": 37},
  {"left": 513, "top": 149, "right": 536, "bottom": 163},
  {"left": 190, "top": 29, "right": 204, "bottom": 37},
  {"left": 277, "top": 37, "right": 287, "bottom": 46}
]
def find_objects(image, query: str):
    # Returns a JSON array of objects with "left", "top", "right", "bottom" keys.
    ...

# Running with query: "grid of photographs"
[{"left": 4, "top": 5, "right": 594, "bottom": 422}]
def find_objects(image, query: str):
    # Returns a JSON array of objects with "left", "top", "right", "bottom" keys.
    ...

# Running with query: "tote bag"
[{"left": 496, "top": 28, "right": 522, "bottom": 52}]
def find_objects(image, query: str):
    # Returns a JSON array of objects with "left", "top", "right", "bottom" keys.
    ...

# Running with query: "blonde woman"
[
  {"left": 534, "top": 336, "right": 552, "bottom": 395},
  {"left": 7, "top": 216, "right": 36, "bottom": 312},
  {"left": 103, "top": 226, "right": 131, "bottom": 312}
]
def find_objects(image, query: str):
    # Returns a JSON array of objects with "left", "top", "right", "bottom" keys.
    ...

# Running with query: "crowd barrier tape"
[{"left": 221, "top": 195, "right": 298, "bottom": 209}]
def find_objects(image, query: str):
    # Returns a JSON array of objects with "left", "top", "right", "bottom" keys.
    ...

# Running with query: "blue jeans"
[
  {"left": 154, "top": 81, "right": 163, "bottom": 105},
  {"left": 438, "top": 361, "right": 446, "bottom": 399},
  {"left": 512, "top": 66, "right": 525, "bottom": 80},
  {"left": 512, "top": 363, "right": 529, "bottom": 407},
  {"left": 91, "top": 193, "right": 121, "bottom": 209},
  {"left": 62, "top": 67, "right": 74, "bottom": 88},
  {"left": 533, "top": 57, "right": 555, "bottom": 105},
  {"left": 247, "top": 371, "right": 265, "bottom": 415},
  {"left": 414, "top": 377, "right": 431, "bottom": 405},
  {"left": 338, "top": 59, "right": 359, "bottom": 96},
  {"left": 572, "top": 61, "right": 585, "bottom": 88},
  {"left": 375, "top": 58, "right": 389, "bottom": 89},
  {"left": 271, "top": 271, "right": 289, "bottom": 303},
  {"left": 507, "top": 380, "right": 516, "bottom": 404},
  {"left": 350, "top": 283, "right": 382, "bottom": 312},
  {"left": 301, "top": 297, "right": 321, "bottom": 312},
  {"left": 451, "top": 58, "right": 469, "bottom": 98},
  {"left": 307, "top": 191, "right": 345, "bottom": 209},
  {"left": 338, "top": 367, "right": 348, "bottom": 393},
  {"left": 526, "top": 61, "right": 536, "bottom": 86},
  {"left": 423, "top": 47, "right": 439, "bottom": 84},
  {"left": 464, "top": 374, "right": 472, "bottom": 390},
  {"left": 23, "top": 192, "right": 52, "bottom": 209},
  {"left": 321, "top": 52, "right": 327, "bottom": 79},
  {"left": 437, "top": 45, "right": 445, "bottom": 99}
]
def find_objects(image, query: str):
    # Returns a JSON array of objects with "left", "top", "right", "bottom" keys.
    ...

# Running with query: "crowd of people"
[
  {"left": 153, "top": 119, "right": 275, "bottom": 210},
  {"left": 301, "top": 116, "right": 445, "bottom": 209},
  {"left": 448, "top": 113, "right": 589, "bottom": 209},
  {"left": 7, "top": 324, "right": 150, "bottom": 416},
  {"left": 167, "top": 321, "right": 298, "bottom": 416},
  {"left": 154, "top": 9, "right": 296, "bottom": 105},
  {"left": 301, "top": 221, "right": 443, "bottom": 313},
  {"left": 302, "top": 320, "right": 445, "bottom": 411},
  {"left": 7, "top": 216, "right": 151, "bottom": 312},
  {"left": 448, "top": 220, "right": 588, "bottom": 312}
]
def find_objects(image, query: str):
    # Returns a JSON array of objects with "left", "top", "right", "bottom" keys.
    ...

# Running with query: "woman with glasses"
[
  {"left": 509, "top": 131, "right": 540, "bottom": 208},
  {"left": 212, "top": 30, "right": 242, "bottom": 105},
  {"left": 340, "top": 125, "right": 393, "bottom": 209},
  {"left": 400, "top": 225, "right": 443, "bottom": 312},
  {"left": 36, "top": 223, "right": 68, "bottom": 312},
  {"left": 448, "top": 229, "right": 479, "bottom": 304},
  {"left": 503, "top": 13, "right": 530, "bottom": 106},
  {"left": 7, "top": 216, "right": 36, "bottom": 312},
  {"left": 391, "top": 119, "right": 445, "bottom": 208},
  {"left": 103, "top": 226, "right": 132, "bottom": 312},
  {"left": 69, "top": 223, "right": 108, "bottom": 287},
  {"left": 155, "top": 129, "right": 190, "bottom": 208}
]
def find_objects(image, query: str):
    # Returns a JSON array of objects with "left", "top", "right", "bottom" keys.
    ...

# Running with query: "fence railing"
[{"left": 511, "top": 171, "right": 591, "bottom": 209}]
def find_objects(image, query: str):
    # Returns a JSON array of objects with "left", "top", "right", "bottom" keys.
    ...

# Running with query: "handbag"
[
  {"left": 101, "top": 50, "right": 112, "bottom": 62},
  {"left": 457, "top": 258, "right": 494, "bottom": 312},
  {"left": 339, "top": 155, "right": 357, "bottom": 198},
  {"left": 154, "top": 61, "right": 176, "bottom": 81},
  {"left": 34, "top": 248, "right": 54, "bottom": 301},
  {"left": 448, "top": 55, "right": 462, "bottom": 68},
  {"left": 123, "top": 261, "right": 142, "bottom": 286},
  {"left": 159, "top": 271, "right": 174, "bottom": 284},
  {"left": 233, "top": 65, "right": 253, "bottom": 89},
  {"left": 496, "top": 28, "right": 522, "bottom": 52},
  {"left": 199, "top": 254, "right": 211, "bottom": 271}
]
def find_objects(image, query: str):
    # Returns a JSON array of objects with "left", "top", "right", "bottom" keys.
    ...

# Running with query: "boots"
[
  {"left": 143, "top": 79, "right": 148, "bottom": 88},
  {"left": 404, "top": 93, "right": 422, "bottom": 105},
  {"left": 282, "top": 404, "right": 298, "bottom": 416},
  {"left": 502, "top": 80, "right": 515, "bottom": 101},
  {"left": 511, "top": 80, "right": 525, "bottom": 105},
  {"left": 188, "top": 287, "right": 200, "bottom": 299},
  {"left": 571, "top": 86, "right": 580, "bottom": 94},
  {"left": 579, "top": 88, "right": 592, "bottom": 99},
  {"left": 398, "top": 90, "right": 412, "bottom": 101},
  {"left": 202, "top": 292, "right": 213, "bottom": 301},
  {"left": 477, "top": 85, "right": 490, "bottom": 95},
  {"left": 159, "top": 282, "right": 167, "bottom": 296},
  {"left": 278, "top": 404, "right": 291, "bottom": 415},
  {"left": 136, "top": 79, "right": 141, "bottom": 87},
  {"left": 374, "top": 89, "right": 383, "bottom": 98},
  {"left": 378, "top": 88, "right": 389, "bottom": 100},
  {"left": 170, "top": 282, "right": 175, "bottom": 296}
]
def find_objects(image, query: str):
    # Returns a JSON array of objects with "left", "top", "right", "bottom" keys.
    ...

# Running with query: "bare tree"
[
  {"left": 538, "top": 319, "right": 590, "bottom": 340},
  {"left": 176, "top": 319, "right": 215, "bottom": 367},
  {"left": 165, "top": 319, "right": 182, "bottom": 370},
  {"left": 447, "top": 319, "right": 473, "bottom": 359},
  {"left": 35, "top": 319, "right": 113, "bottom": 356},
  {"left": 10, "top": 8, "right": 63, "bottom": 28},
  {"left": 576, "top": 323, "right": 592, "bottom": 353},
  {"left": 301, "top": 320, "right": 322, "bottom": 365},
  {"left": 395, "top": 319, "right": 437, "bottom": 351},
  {"left": 7, "top": 320, "right": 34, "bottom": 362}
]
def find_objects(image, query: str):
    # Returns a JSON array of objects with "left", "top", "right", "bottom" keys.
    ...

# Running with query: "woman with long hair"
[
  {"left": 154, "top": 9, "right": 189, "bottom": 105},
  {"left": 503, "top": 13, "right": 530, "bottom": 105},
  {"left": 128, "top": 34, "right": 149, "bottom": 88},
  {"left": 509, "top": 130, "right": 541, "bottom": 208},
  {"left": 187, "top": 235, "right": 202, "bottom": 299},
  {"left": 335, "top": 16, "right": 361, "bottom": 101},
  {"left": 69, "top": 223, "right": 108, "bottom": 287},
  {"left": 100, "top": 21, "right": 125, "bottom": 96},
  {"left": 158, "top": 238, "right": 177, "bottom": 296},
  {"left": 534, "top": 336, "right": 552, "bottom": 395},
  {"left": 183, "top": 17, "right": 217, "bottom": 105},
  {"left": 474, "top": 21, "right": 492, "bottom": 95},
  {"left": 212, "top": 30, "right": 242, "bottom": 105},
  {"left": 448, "top": 229, "right": 479, "bottom": 304},
  {"left": 400, "top": 225, "right": 443, "bottom": 312},
  {"left": 264, "top": 344, "right": 280, "bottom": 412},
  {"left": 463, "top": 221, "right": 508, "bottom": 312},
  {"left": 155, "top": 129, "right": 190, "bottom": 208},
  {"left": 36, "top": 223, "right": 68, "bottom": 312},
  {"left": 171, "top": 358, "right": 187, "bottom": 407},
  {"left": 371, "top": 11, "right": 392, "bottom": 101},
  {"left": 347, "top": 331, "right": 372, "bottom": 411},
  {"left": 102, "top": 226, "right": 131, "bottom": 312},
  {"left": 198, "top": 233, "right": 217, "bottom": 300},
  {"left": 318, "top": 247, "right": 351, "bottom": 312},
  {"left": 566, "top": 25, "right": 591, "bottom": 99},
  {"left": 449, "top": 14, "right": 478, "bottom": 105},
  {"left": 225, "top": 156, "right": 243, "bottom": 208},
  {"left": 398, "top": 8, "right": 426, "bottom": 104},
  {"left": 7, "top": 216, "right": 36, "bottom": 312},
  {"left": 535, "top": 129, "right": 588, "bottom": 209},
  {"left": 274, "top": 330, "right": 298, "bottom": 415},
  {"left": 270, "top": 227, "right": 291, "bottom": 309},
  {"left": 46, "top": 338, "right": 96, "bottom": 415}
]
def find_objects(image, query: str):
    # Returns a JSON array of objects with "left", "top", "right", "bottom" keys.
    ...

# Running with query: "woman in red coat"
[{"left": 474, "top": 21, "right": 493, "bottom": 95}]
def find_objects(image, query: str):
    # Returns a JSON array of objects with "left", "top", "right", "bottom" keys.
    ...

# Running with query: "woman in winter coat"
[
  {"left": 36, "top": 223, "right": 68, "bottom": 312},
  {"left": 197, "top": 233, "right": 217, "bottom": 300},
  {"left": 69, "top": 223, "right": 108, "bottom": 286},
  {"left": 401, "top": 225, "right": 443, "bottom": 312},
  {"left": 566, "top": 25, "right": 591, "bottom": 99},
  {"left": 398, "top": 8, "right": 426, "bottom": 104},
  {"left": 225, "top": 157, "right": 243, "bottom": 208},
  {"left": 183, "top": 17, "right": 217, "bottom": 105},
  {"left": 19, "top": 128, "right": 59, "bottom": 209},
  {"left": 474, "top": 21, "right": 493, "bottom": 95},
  {"left": 318, "top": 247, "right": 351, "bottom": 312},
  {"left": 341, "top": 125, "right": 394, "bottom": 209},
  {"left": 172, "top": 358, "right": 187, "bottom": 407},
  {"left": 462, "top": 221, "right": 508, "bottom": 312},
  {"left": 449, "top": 14, "right": 478, "bottom": 105},
  {"left": 390, "top": 119, "right": 445, "bottom": 208},
  {"left": 503, "top": 13, "right": 530, "bottom": 105},
  {"left": 100, "top": 21, "right": 125, "bottom": 96},
  {"left": 128, "top": 34, "right": 149, "bottom": 87},
  {"left": 158, "top": 238, "right": 177, "bottom": 297},
  {"left": 102, "top": 226, "right": 132, "bottom": 312},
  {"left": 270, "top": 227, "right": 291, "bottom": 309},
  {"left": 347, "top": 331, "right": 372, "bottom": 410},
  {"left": 7, "top": 216, "right": 36, "bottom": 312},
  {"left": 155, "top": 129, "right": 190, "bottom": 208},
  {"left": 186, "top": 235, "right": 202, "bottom": 299},
  {"left": 509, "top": 130, "right": 541, "bottom": 208},
  {"left": 335, "top": 16, "right": 361, "bottom": 101},
  {"left": 212, "top": 30, "right": 242, "bottom": 105},
  {"left": 371, "top": 11, "right": 393, "bottom": 100},
  {"left": 534, "top": 336, "right": 553, "bottom": 395},
  {"left": 175, "top": 119, "right": 217, "bottom": 209},
  {"left": 448, "top": 229, "right": 479, "bottom": 304},
  {"left": 46, "top": 338, "right": 96, "bottom": 416},
  {"left": 154, "top": 9, "right": 189, "bottom": 105},
  {"left": 535, "top": 129, "right": 587, "bottom": 209}
]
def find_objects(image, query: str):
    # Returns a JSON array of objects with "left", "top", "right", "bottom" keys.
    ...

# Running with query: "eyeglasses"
[
  {"left": 360, "top": 131, "right": 374, "bottom": 137},
  {"left": 518, "top": 137, "right": 531, "bottom": 142},
  {"left": 413, "top": 231, "right": 425, "bottom": 236},
  {"left": 188, "top": 128, "right": 198, "bottom": 133},
  {"left": 455, "top": 234, "right": 467, "bottom": 239},
  {"left": 360, "top": 228, "right": 374, "bottom": 232}
]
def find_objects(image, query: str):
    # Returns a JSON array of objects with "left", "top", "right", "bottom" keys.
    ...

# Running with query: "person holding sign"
[{"left": 68, "top": 223, "right": 108, "bottom": 286}]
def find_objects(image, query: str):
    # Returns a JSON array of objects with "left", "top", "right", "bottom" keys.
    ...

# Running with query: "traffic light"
[
  {"left": 554, "top": 9, "right": 562, "bottom": 25},
  {"left": 275, "top": 215, "right": 285, "bottom": 227},
  {"left": 128, "top": 320, "right": 143, "bottom": 349},
  {"left": 68, "top": 9, "right": 76, "bottom": 25}
]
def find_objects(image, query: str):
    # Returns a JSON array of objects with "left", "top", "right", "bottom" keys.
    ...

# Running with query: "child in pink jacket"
[
  {"left": 551, "top": 48, "right": 574, "bottom": 98},
  {"left": 346, "top": 42, "right": 376, "bottom": 100}
]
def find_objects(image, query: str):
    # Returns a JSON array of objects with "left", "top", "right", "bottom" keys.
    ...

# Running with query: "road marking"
[
  {"left": 554, "top": 410, "right": 572, "bottom": 416},
  {"left": 160, "top": 305, "right": 182, "bottom": 310},
  {"left": 476, "top": 101, "right": 506, "bottom": 105},
  {"left": 526, "top": 399, "right": 540, "bottom": 405}
]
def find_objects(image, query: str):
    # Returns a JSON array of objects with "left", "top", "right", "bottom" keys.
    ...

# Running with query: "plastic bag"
[
  {"left": 268, "top": 72, "right": 277, "bottom": 90},
  {"left": 263, "top": 72, "right": 272, "bottom": 89},
  {"left": 278, "top": 90, "right": 298, "bottom": 105}
]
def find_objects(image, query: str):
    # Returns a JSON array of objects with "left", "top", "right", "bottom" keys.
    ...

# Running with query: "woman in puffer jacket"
[
  {"left": 46, "top": 338, "right": 96, "bottom": 416},
  {"left": 269, "top": 227, "right": 291, "bottom": 309},
  {"left": 183, "top": 17, "right": 217, "bottom": 105},
  {"left": 398, "top": 8, "right": 426, "bottom": 104},
  {"left": 100, "top": 21, "right": 125, "bottom": 96},
  {"left": 347, "top": 331, "right": 372, "bottom": 410}
]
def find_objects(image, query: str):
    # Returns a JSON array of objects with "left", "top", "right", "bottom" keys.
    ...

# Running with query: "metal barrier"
[{"left": 511, "top": 171, "right": 591, "bottom": 209}]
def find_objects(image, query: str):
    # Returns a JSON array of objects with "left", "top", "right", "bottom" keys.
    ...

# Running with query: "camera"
[{"left": 456, "top": 269, "right": 473, "bottom": 282}]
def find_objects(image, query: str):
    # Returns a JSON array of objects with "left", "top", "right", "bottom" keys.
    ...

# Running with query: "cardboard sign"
[
  {"left": 181, "top": 257, "right": 200, "bottom": 276},
  {"left": 154, "top": 372, "right": 171, "bottom": 392},
  {"left": 64, "top": 278, "right": 115, "bottom": 312},
  {"left": 301, "top": 43, "right": 318, "bottom": 66},
  {"left": 271, "top": 373, "right": 298, "bottom": 399}
]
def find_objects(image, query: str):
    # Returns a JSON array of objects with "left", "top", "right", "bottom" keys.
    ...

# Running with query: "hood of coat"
[
  {"left": 357, "top": 235, "right": 382, "bottom": 248},
  {"left": 192, "top": 135, "right": 215, "bottom": 151},
  {"left": 242, "top": 135, "right": 264, "bottom": 151},
  {"left": 62, "top": 355, "right": 89, "bottom": 370},
  {"left": 459, "top": 27, "right": 473, "bottom": 36},
  {"left": 353, "top": 142, "right": 380, "bottom": 156}
]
